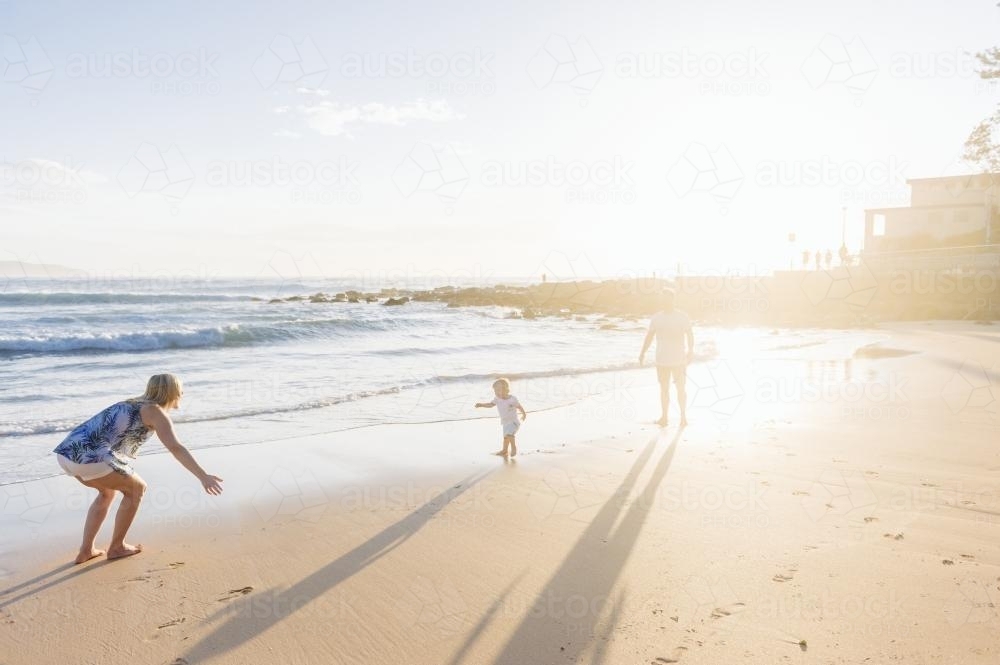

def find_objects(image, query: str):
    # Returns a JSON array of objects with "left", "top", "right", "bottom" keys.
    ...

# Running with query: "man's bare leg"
[
  {"left": 676, "top": 371, "right": 688, "bottom": 427},
  {"left": 659, "top": 381, "right": 671, "bottom": 427}
]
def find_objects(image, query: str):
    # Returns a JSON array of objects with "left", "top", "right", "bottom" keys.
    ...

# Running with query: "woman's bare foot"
[
  {"left": 107, "top": 543, "right": 143, "bottom": 560},
  {"left": 493, "top": 450, "right": 509, "bottom": 457},
  {"left": 510, "top": 443, "right": 517, "bottom": 457},
  {"left": 74, "top": 548, "right": 106, "bottom": 564}
]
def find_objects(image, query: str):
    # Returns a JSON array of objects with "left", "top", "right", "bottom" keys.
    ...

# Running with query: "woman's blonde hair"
[{"left": 139, "top": 373, "right": 183, "bottom": 407}]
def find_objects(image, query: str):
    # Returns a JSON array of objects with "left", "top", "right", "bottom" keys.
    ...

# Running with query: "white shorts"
[
  {"left": 502, "top": 421, "right": 520, "bottom": 437},
  {"left": 56, "top": 454, "right": 114, "bottom": 482}
]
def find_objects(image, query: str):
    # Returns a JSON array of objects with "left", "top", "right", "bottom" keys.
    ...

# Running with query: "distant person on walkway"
[
  {"left": 639, "top": 289, "right": 694, "bottom": 427},
  {"left": 824, "top": 249, "right": 833, "bottom": 270},
  {"left": 814, "top": 250, "right": 822, "bottom": 271},
  {"left": 475, "top": 378, "right": 527, "bottom": 458},
  {"left": 53, "top": 374, "right": 224, "bottom": 563}
]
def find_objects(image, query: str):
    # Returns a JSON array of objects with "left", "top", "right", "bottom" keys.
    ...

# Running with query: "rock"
[{"left": 384, "top": 297, "right": 409, "bottom": 306}]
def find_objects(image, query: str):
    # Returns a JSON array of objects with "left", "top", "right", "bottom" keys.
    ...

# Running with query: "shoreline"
[{"left": 2, "top": 321, "right": 999, "bottom": 664}]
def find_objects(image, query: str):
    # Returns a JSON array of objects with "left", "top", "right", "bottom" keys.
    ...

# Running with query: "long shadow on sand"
[
  {"left": 448, "top": 426, "right": 682, "bottom": 665},
  {"left": 180, "top": 470, "right": 491, "bottom": 663},
  {"left": 0, "top": 560, "right": 113, "bottom": 610},
  {"left": 928, "top": 355, "right": 1000, "bottom": 385}
]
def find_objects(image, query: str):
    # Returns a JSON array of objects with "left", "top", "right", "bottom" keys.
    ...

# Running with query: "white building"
[{"left": 864, "top": 174, "right": 998, "bottom": 257}]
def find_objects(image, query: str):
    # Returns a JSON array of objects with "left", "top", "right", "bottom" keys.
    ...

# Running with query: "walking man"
[{"left": 639, "top": 289, "right": 694, "bottom": 427}]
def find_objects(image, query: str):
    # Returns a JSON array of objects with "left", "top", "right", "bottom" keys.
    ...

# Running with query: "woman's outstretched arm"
[{"left": 142, "top": 405, "right": 224, "bottom": 495}]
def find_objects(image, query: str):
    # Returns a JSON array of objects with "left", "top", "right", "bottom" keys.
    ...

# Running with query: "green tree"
[{"left": 965, "top": 44, "right": 1000, "bottom": 171}]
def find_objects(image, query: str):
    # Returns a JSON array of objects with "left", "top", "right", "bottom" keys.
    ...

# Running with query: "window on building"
[{"left": 873, "top": 214, "right": 886, "bottom": 236}]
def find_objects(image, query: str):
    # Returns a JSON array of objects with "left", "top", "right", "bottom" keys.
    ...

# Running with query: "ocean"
[{"left": 0, "top": 277, "right": 883, "bottom": 486}]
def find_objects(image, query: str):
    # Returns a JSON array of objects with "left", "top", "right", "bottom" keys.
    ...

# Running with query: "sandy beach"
[{"left": 1, "top": 321, "right": 998, "bottom": 664}]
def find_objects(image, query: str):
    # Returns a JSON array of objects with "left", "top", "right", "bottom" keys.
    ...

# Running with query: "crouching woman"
[{"left": 53, "top": 373, "right": 223, "bottom": 563}]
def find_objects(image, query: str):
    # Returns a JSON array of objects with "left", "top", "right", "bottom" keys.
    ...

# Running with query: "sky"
[{"left": 1, "top": 0, "right": 998, "bottom": 281}]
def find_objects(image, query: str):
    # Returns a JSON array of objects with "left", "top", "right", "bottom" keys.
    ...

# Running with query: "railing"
[{"left": 862, "top": 244, "right": 1000, "bottom": 271}]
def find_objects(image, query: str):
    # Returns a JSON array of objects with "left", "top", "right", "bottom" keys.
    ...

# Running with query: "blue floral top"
[{"left": 53, "top": 400, "right": 154, "bottom": 475}]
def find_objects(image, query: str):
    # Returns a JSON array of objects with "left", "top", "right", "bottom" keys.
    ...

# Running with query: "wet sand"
[{"left": 1, "top": 322, "right": 998, "bottom": 664}]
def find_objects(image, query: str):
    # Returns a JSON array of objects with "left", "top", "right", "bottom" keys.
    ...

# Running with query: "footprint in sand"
[
  {"left": 865, "top": 470, "right": 879, "bottom": 478},
  {"left": 654, "top": 646, "right": 688, "bottom": 663},
  {"left": 864, "top": 516, "right": 879, "bottom": 523},
  {"left": 792, "top": 490, "right": 809, "bottom": 496},
  {"left": 942, "top": 559, "right": 955, "bottom": 565},
  {"left": 219, "top": 586, "right": 254, "bottom": 601},
  {"left": 773, "top": 573, "right": 794, "bottom": 583},
  {"left": 883, "top": 533, "right": 904, "bottom": 540},
  {"left": 157, "top": 617, "right": 186, "bottom": 630},
  {"left": 711, "top": 603, "right": 746, "bottom": 619},
  {"left": 961, "top": 554, "right": 975, "bottom": 560}
]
